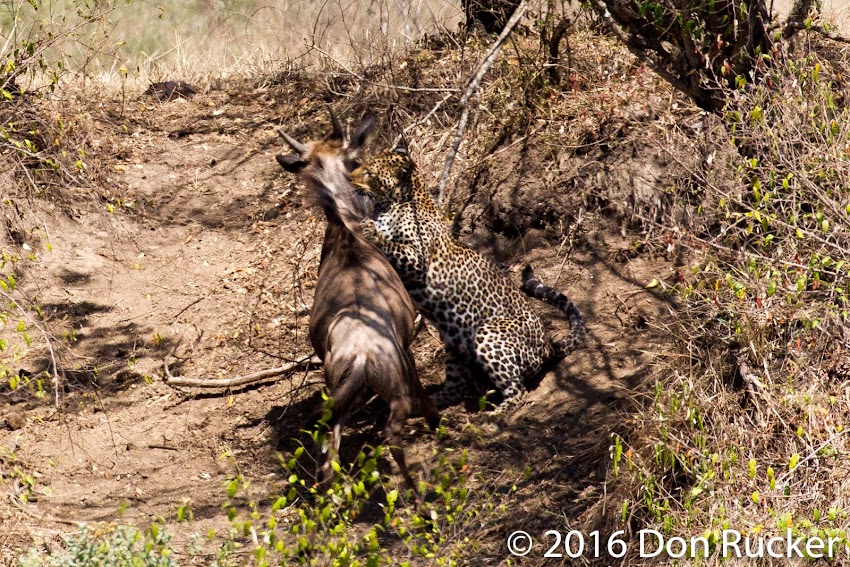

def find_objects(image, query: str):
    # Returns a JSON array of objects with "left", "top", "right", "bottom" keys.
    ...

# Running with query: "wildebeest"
[{"left": 276, "top": 110, "right": 439, "bottom": 494}]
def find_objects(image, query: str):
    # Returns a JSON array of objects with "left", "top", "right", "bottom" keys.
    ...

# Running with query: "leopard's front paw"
[{"left": 361, "top": 219, "right": 382, "bottom": 245}]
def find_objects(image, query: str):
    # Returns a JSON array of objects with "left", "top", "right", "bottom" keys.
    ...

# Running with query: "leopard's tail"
[{"left": 521, "top": 265, "right": 586, "bottom": 357}]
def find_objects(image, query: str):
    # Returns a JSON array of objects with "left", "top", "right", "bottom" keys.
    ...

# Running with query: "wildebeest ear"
[
  {"left": 328, "top": 106, "right": 344, "bottom": 141},
  {"left": 349, "top": 113, "right": 377, "bottom": 153},
  {"left": 276, "top": 154, "right": 306, "bottom": 173}
]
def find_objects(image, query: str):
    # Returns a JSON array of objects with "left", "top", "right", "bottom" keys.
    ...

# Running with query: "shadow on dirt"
[
  {"left": 16, "top": 298, "right": 177, "bottom": 404},
  {"left": 148, "top": 167, "right": 288, "bottom": 230},
  {"left": 57, "top": 268, "right": 93, "bottom": 286}
]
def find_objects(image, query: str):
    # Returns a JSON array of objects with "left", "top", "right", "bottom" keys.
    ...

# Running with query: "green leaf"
[
  {"left": 272, "top": 496, "right": 287, "bottom": 512},
  {"left": 386, "top": 489, "right": 398, "bottom": 506},
  {"left": 789, "top": 453, "right": 801, "bottom": 471}
]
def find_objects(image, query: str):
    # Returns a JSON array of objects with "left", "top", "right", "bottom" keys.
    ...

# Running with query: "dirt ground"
[{"left": 0, "top": 78, "right": 675, "bottom": 564}]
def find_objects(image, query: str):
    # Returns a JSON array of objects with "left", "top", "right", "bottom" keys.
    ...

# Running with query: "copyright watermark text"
[{"left": 507, "top": 529, "right": 850, "bottom": 560}]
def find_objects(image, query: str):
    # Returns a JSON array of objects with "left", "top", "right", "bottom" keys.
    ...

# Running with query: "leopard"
[{"left": 350, "top": 148, "right": 586, "bottom": 414}]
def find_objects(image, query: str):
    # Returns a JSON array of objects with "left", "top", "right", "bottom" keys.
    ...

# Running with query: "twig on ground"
[
  {"left": 738, "top": 348, "right": 790, "bottom": 430},
  {"left": 437, "top": 1, "right": 529, "bottom": 206},
  {"left": 739, "top": 359, "right": 767, "bottom": 425},
  {"left": 172, "top": 296, "right": 206, "bottom": 322},
  {"left": 776, "top": 428, "right": 850, "bottom": 486},
  {"left": 554, "top": 209, "right": 584, "bottom": 286},
  {"left": 147, "top": 444, "right": 180, "bottom": 451},
  {"left": 164, "top": 354, "right": 322, "bottom": 388}
]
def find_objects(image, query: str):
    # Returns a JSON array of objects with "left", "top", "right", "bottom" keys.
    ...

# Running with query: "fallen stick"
[{"left": 164, "top": 355, "right": 321, "bottom": 388}]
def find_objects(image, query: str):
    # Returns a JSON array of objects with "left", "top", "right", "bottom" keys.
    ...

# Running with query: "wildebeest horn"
[
  {"left": 328, "top": 106, "right": 344, "bottom": 141},
  {"left": 277, "top": 128, "right": 309, "bottom": 155}
]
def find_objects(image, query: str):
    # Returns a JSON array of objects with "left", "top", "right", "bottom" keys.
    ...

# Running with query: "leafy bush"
[
  {"left": 1, "top": 0, "right": 129, "bottom": 192},
  {"left": 216, "top": 415, "right": 518, "bottom": 566},
  {"left": 586, "top": 0, "right": 816, "bottom": 112},
  {"left": 18, "top": 524, "right": 177, "bottom": 567},
  {"left": 610, "top": 36, "right": 850, "bottom": 562}
]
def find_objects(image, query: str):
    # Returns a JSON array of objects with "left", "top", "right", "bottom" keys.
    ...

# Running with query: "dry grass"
[
  {"left": 2, "top": 0, "right": 464, "bottom": 86},
  {"left": 604, "top": 34, "right": 850, "bottom": 564}
]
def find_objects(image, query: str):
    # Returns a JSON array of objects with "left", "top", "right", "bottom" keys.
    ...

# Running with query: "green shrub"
[
  {"left": 18, "top": 524, "right": 177, "bottom": 567},
  {"left": 611, "top": 38, "right": 850, "bottom": 562},
  {"left": 215, "top": 416, "right": 516, "bottom": 566}
]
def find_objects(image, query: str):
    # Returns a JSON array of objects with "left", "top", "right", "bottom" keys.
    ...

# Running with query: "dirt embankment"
[{"left": 1, "top": 41, "right": 690, "bottom": 562}]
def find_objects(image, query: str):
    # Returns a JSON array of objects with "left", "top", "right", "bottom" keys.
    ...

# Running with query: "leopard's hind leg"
[{"left": 473, "top": 320, "right": 546, "bottom": 415}]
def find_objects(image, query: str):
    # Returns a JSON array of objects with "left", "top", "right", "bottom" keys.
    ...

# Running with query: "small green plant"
[
  {"left": 212, "top": 418, "right": 518, "bottom": 566},
  {"left": 18, "top": 524, "right": 177, "bottom": 566}
]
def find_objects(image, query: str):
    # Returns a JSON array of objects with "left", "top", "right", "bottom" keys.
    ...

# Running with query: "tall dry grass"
[{"left": 2, "top": 0, "right": 464, "bottom": 85}]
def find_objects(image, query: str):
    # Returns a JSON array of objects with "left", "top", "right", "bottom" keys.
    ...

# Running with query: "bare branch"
[
  {"left": 393, "top": 92, "right": 453, "bottom": 149},
  {"left": 9, "top": 483, "right": 84, "bottom": 527},
  {"left": 782, "top": 21, "right": 850, "bottom": 45},
  {"left": 164, "top": 355, "right": 321, "bottom": 389},
  {"left": 437, "top": 1, "right": 529, "bottom": 206}
]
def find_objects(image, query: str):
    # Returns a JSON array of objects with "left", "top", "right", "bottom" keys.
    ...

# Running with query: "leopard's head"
[{"left": 350, "top": 148, "right": 419, "bottom": 214}]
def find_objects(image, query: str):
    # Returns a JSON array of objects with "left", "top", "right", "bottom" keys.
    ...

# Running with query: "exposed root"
[{"left": 164, "top": 354, "right": 321, "bottom": 389}]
